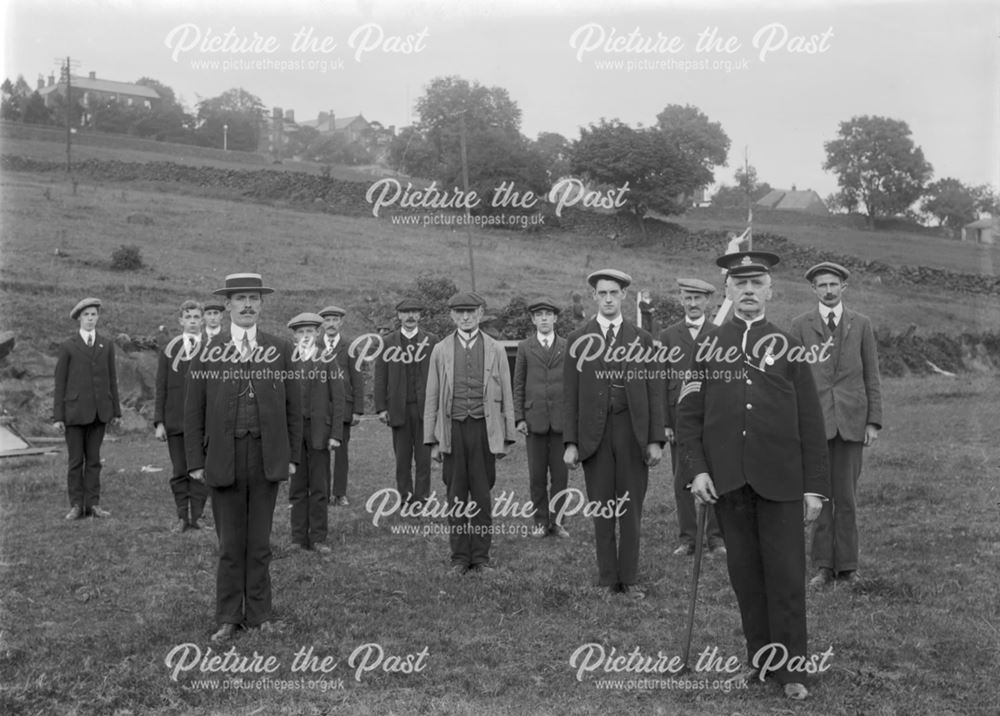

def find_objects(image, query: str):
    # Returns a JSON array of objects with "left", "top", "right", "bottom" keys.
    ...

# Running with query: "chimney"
[
  {"left": 48, "top": 74, "right": 55, "bottom": 87},
  {"left": 388, "top": 125, "right": 396, "bottom": 136},
  {"left": 285, "top": 109, "right": 294, "bottom": 123},
  {"left": 37, "top": 75, "right": 44, "bottom": 90},
  {"left": 273, "top": 107, "right": 282, "bottom": 120},
  {"left": 88, "top": 71, "right": 96, "bottom": 80},
  {"left": 791, "top": 183, "right": 797, "bottom": 191},
  {"left": 329, "top": 111, "right": 335, "bottom": 132}
]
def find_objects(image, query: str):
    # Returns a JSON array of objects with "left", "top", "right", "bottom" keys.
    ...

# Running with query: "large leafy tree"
[
  {"left": 921, "top": 178, "right": 979, "bottom": 232},
  {"left": 572, "top": 106, "right": 730, "bottom": 232},
  {"left": 195, "top": 88, "right": 265, "bottom": 151},
  {"left": 823, "top": 115, "right": 933, "bottom": 228}
]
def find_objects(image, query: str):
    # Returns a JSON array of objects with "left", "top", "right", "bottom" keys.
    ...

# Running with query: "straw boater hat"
[{"left": 212, "top": 273, "right": 274, "bottom": 296}]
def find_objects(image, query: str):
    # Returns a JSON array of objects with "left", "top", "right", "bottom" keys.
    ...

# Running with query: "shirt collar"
[
  {"left": 685, "top": 316, "right": 706, "bottom": 328},
  {"left": 205, "top": 326, "right": 221, "bottom": 337},
  {"left": 79, "top": 329, "right": 95, "bottom": 342},
  {"left": 537, "top": 331, "right": 553, "bottom": 345},
  {"left": 820, "top": 303, "right": 844, "bottom": 321},
  {"left": 230, "top": 323, "right": 258, "bottom": 345},
  {"left": 595, "top": 314, "right": 623, "bottom": 333},
  {"left": 457, "top": 328, "right": 480, "bottom": 346},
  {"left": 401, "top": 327, "right": 419, "bottom": 340},
  {"left": 325, "top": 333, "right": 341, "bottom": 350}
]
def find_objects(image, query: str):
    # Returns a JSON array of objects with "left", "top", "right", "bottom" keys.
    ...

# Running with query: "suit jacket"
[
  {"left": 677, "top": 317, "right": 829, "bottom": 502},
  {"left": 296, "top": 348, "right": 346, "bottom": 450},
  {"left": 657, "top": 320, "right": 707, "bottom": 431},
  {"left": 563, "top": 318, "right": 665, "bottom": 461},
  {"left": 423, "top": 332, "right": 517, "bottom": 455},
  {"left": 53, "top": 332, "right": 121, "bottom": 425},
  {"left": 154, "top": 334, "right": 201, "bottom": 435},
  {"left": 513, "top": 334, "right": 566, "bottom": 434},
  {"left": 184, "top": 329, "right": 303, "bottom": 487},
  {"left": 323, "top": 335, "right": 366, "bottom": 420},
  {"left": 789, "top": 307, "right": 883, "bottom": 442},
  {"left": 374, "top": 329, "right": 437, "bottom": 427}
]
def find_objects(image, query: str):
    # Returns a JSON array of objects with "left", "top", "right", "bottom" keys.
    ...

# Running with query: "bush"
[{"left": 110, "top": 244, "right": 144, "bottom": 271}]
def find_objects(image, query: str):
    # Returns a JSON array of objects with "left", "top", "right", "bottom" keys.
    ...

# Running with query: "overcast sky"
[{"left": 3, "top": 0, "right": 997, "bottom": 198}]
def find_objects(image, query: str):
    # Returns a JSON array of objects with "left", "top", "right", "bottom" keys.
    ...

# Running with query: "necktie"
[
  {"left": 241, "top": 334, "right": 251, "bottom": 361},
  {"left": 605, "top": 325, "right": 615, "bottom": 347},
  {"left": 827, "top": 312, "right": 837, "bottom": 332},
  {"left": 86, "top": 335, "right": 93, "bottom": 347},
  {"left": 542, "top": 337, "right": 550, "bottom": 350}
]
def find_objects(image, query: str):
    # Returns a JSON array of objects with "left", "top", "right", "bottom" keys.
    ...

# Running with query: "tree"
[
  {"left": 532, "top": 131, "right": 572, "bottom": 179},
  {"left": 823, "top": 115, "right": 933, "bottom": 228},
  {"left": 388, "top": 126, "right": 436, "bottom": 177},
  {"left": 921, "top": 178, "right": 979, "bottom": 233},
  {"left": 132, "top": 77, "right": 193, "bottom": 141},
  {"left": 195, "top": 88, "right": 265, "bottom": 151},
  {"left": 713, "top": 164, "right": 772, "bottom": 209},
  {"left": 572, "top": 107, "right": 730, "bottom": 232}
]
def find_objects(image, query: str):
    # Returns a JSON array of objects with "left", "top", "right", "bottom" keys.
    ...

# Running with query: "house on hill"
[
  {"left": 38, "top": 71, "right": 160, "bottom": 113},
  {"left": 756, "top": 187, "right": 829, "bottom": 214},
  {"left": 962, "top": 217, "right": 998, "bottom": 244},
  {"left": 300, "top": 111, "right": 371, "bottom": 143}
]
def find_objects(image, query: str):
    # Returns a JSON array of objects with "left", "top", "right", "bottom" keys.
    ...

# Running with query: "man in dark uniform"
[
  {"left": 424, "top": 292, "right": 516, "bottom": 574},
  {"left": 513, "top": 297, "right": 569, "bottom": 538},
  {"left": 374, "top": 298, "right": 437, "bottom": 506},
  {"left": 677, "top": 251, "right": 829, "bottom": 700},
  {"left": 319, "top": 305, "right": 365, "bottom": 506},
  {"left": 287, "top": 312, "right": 344, "bottom": 554},
  {"left": 563, "top": 269, "right": 665, "bottom": 599},
  {"left": 53, "top": 297, "right": 121, "bottom": 519},
  {"left": 658, "top": 278, "right": 724, "bottom": 556},
  {"left": 185, "top": 273, "right": 302, "bottom": 642},
  {"left": 790, "top": 262, "right": 882, "bottom": 587},
  {"left": 154, "top": 299, "right": 208, "bottom": 532}
]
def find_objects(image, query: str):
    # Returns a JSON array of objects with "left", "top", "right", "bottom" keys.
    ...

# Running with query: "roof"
[
  {"left": 299, "top": 114, "right": 368, "bottom": 131},
  {"left": 756, "top": 189, "right": 828, "bottom": 213},
  {"left": 965, "top": 217, "right": 998, "bottom": 229},
  {"left": 39, "top": 75, "right": 160, "bottom": 100}
]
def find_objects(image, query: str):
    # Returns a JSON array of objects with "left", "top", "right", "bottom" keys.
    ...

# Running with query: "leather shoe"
[
  {"left": 90, "top": 506, "right": 112, "bottom": 518},
  {"left": 171, "top": 518, "right": 187, "bottom": 534},
  {"left": 65, "top": 505, "right": 83, "bottom": 520},
  {"left": 839, "top": 570, "right": 860, "bottom": 585},
  {"left": 708, "top": 538, "right": 727, "bottom": 555},
  {"left": 448, "top": 563, "right": 468, "bottom": 576},
  {"left": 672, "top": 543, "right": 695, "bottom": 556},
  {"left": 620, "top": 584, "right": 646, "bottom": 600},
  {"left": 210, "top": 623, "right": 237, "bottom": 643},
  {"left": 470, "top": 562, "right": 496, "bottom": 573},
  {"left": 334, "top": 496, "right": 350, "bottom": 506},
  {"left": 551, "top": 523, "right": 570, "bottom": 539},
  {"left": 784, "top": 682, "right": 809, "bottom": 700},
  {"left": 314, "top": 543, "right": 332, "bottom": 554},
  {"left": 530, "top": 523, "right": 547, "bottom": 538},
  {"left": 809, "top": 567, "right": 834, "bottom": 588}
]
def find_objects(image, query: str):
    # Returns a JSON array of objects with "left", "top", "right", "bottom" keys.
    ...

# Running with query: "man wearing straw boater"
[
  {"left": 677, "top": 251, "right": 828, "bottom": 700},
  {"left": 185, "top": 273, "right": 302, "bottom": 642},
  {"left": 563, "top": 269, "right": 664, "bottom": 599}
]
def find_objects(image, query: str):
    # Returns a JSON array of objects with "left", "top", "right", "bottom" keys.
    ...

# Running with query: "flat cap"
[
  {"left": 287, "top": 312, "right": 325, "bottom": 330},
  {"left": 715, "top": 251, "right": 780, "bottom": 277},
  {"left": 587, "top": 268, "right": 632, "bottom": 289},
  {"left": 805, "top": 261, "right": 850, "bottom": 282},
  {"left": 213, "top": 272, "right": 274, "bottom": 296},
  {"left": 527, "top": 297, "right": 561, "bottom": 314},
  {"left": 70, "top": 297, "right": 102, "bottom": 320},
  {"left": 447, "top": 292, "right": 485, "bottom": 310},
  {"left": 395, "top": 298, "right": 424, "bottom": 312},
  {"left": 202, "top": 300, "right": 225, "bottom": 312},
  {"left": 676, "top": 278, "right": 716, "bottom": 295},
  {"left": 318, "top": 305, "right": 346, "bottom": 318}
]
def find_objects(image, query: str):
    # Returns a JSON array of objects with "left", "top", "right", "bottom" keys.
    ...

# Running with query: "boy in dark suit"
[
  {"left": 154, "top": 300, "right": 208, "bottom": 532},
  {"left": 563, "top": 270, "right": 665, "bottom": 598},
  {"left": 287, "top": 312, "right": 344, "bottom": 553},
  {"left": 53, "top": 297, "right": 121, "bottom": 520},
  {"left": 374, "top": 298, "right": 437, "bottom": 506},
  {"left": 319, "top": 305, "right": 365, "bottom": 506},
  {"left": 658, "top": 278, "right": 724, "bottom": 556},
  {"left": 513, "top": 298, "right": 569, "bottom": 538}
]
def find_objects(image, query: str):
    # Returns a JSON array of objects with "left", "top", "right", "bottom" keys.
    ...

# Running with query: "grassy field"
[
  {"left": 3, "top": 171, "right": 1000, "bottom": 355},
  {"left": 0, "top": 374, "right": 997, "bottom": 714}
]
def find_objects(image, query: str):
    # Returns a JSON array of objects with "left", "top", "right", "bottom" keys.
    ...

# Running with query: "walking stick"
[{"left": 680, "top": 501, "right": 707, "bottom": 671}]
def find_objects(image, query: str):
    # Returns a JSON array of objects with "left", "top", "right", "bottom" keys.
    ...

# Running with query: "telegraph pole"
[
  {"left": 458, "top": 111, "right": 476, "bottom": 292},
  {"left": 55, "top": 56, "right": 78, "bottom": 173}
]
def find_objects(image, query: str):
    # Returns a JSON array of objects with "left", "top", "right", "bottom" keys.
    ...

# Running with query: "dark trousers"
[
  {"left": 812, "top": 436, "right": 864, "bottom": 573},
  {"left": 669, "top": 443, "right": 721, "bottom": 545},
  {"left": 290, "top": 423, "right": 330, "bottom": 547},
  {"left": 582, "top": 405, "right": 648, "bottom": 586},
  {"left": 527, "top": 430, "right": 568, "bottom": 526},
  {"left": 331, "top": 422, "right": 351, "bottom": 498},
  {"left": 65, "top": 421, "right": 106, "bottom": 510},
  {"left": 212, "top": 435, "right": 279, "bottom": 628},
  {"left": 167, "top": 433, "right": 208, "bottom": 524},
  {"left": 442, "top": 418, "right": 495, "bottom": 567},
  {"left": 715, "top": 484, "right": 807, "bottom": 685},
  {"left": 393, "top": 402, "right": 431, "bottom": 501}
]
